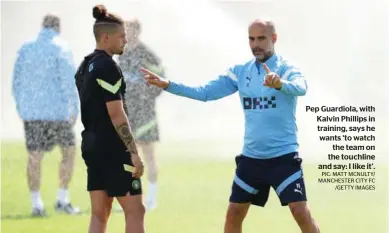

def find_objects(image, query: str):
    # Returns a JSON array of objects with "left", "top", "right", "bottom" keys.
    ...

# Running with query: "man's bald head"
[
  {"left": 249, "top": 19, "right": 276, "bottom": 34},
  {"left": 248, "top": 19, "right": 277, "bottom": 62},
  {"left": 42, "top": 13, "right": 60, "bottom": 33}
]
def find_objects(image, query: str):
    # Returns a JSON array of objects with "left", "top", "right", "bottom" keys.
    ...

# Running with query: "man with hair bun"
[
  {"left": 75, "top": 5, "right": 145, "bottom": 233},
  {"left": 12, "top": 13, "right": 80, "bottom": 217}
]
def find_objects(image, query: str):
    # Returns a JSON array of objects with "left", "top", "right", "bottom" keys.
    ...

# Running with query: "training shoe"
[
  {"left": 55, "top": 202, "right": 81, "bottom": 215},
  {"left": 32, "top": 208, "right": 47, "bottom": 217}
]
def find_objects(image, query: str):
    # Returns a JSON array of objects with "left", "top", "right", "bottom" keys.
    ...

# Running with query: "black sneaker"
[
  {"left": 32, "top": 208, "right": 47, "bottom": 217},
  {"left": 55, "top": 201, "right": 81, "bottom": 215}
]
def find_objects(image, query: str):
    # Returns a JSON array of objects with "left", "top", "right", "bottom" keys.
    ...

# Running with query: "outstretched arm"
[{"left": 140, "top": 68, "right": 238, "bottom": 102}]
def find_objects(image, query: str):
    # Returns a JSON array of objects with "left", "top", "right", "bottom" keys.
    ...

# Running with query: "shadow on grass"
[
  {"left": 1, "top": 210, "right": 92, "bottom": 220},
  {"left": 1, "top": 214, "right": 52, "bottom": 220}
]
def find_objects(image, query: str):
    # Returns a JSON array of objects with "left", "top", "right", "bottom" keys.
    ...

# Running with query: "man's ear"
[
  {"left": 102, "top": 32, "right": 109, "bottom": 43},
  {"left": 272, "top": 33, "right": 277, "bottom": 43}
]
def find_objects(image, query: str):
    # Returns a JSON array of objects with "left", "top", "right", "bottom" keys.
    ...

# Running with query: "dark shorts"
[
  {"left": 229, "top": 152, "right": 307, "bottom": 207},
  {"left": 23, "top": 121, "right": 75, "bottom": 152},
  {"left": 86, "top": 161, "right": 143, "bottom": 197},
  {"left": 81, "top": 131, "right": 142, "bottom": 197}
]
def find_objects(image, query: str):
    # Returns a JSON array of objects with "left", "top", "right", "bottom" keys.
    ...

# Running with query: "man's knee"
[
  {"left": 90, "top": 191, "right": 113, "bottom": 223},
  {"left": 289, "top": 202, "right": 312, "bottom": 225},
  {"left": 123, "top": 201, "right": 145, "bottom": 220},
  {"left": 91, "top": 205, "right": 111, "bottom": 223},
  {"left": 28, "top": 152, "right": 44, "bottom": 164},
  {"left": 61, "top": 146, "right": 76, "bottom": 160},
  {"left": 147, "top": 169, "right": 158, "bottom": 180},
  {"left": 226, "top": 203, "right": 250, "bottom": 222}
]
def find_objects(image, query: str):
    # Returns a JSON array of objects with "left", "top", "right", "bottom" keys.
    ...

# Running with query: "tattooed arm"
[
  {"left": 96, "top": 58, "right": 144, "bottom": 177},
  {"left": 112, "top": 116, "right": 138, "bottom": 154},
  {"left": 106, "top": 100, "right": 143, "bottom": 178}
]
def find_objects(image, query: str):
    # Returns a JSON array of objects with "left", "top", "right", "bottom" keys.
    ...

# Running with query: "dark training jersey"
[{"left": 75, "top": 49, "right": 128, "bottom": 163}]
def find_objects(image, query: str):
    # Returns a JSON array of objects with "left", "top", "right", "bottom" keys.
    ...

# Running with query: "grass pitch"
[{"left": 1, "top": 141, "right": 387, "bottom": 233}]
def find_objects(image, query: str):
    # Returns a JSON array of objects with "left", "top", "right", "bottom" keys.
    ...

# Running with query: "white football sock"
[
  {"left": 147, "top": 182, "right": 158, "bottom": 203},
  {"left": 31, "top": 191, "right": 44, "bottom": 209},
  {"left": 57, "top": 188, "right": 69, "bottom": 204}
]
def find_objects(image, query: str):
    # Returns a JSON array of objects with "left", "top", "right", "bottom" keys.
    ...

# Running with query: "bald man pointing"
[{"left": 141, "top": 19, "right": 320, "bottom": 233}]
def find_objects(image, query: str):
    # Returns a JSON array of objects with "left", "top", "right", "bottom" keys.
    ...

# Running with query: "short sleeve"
[{"left": 95, "top": 59, "right": 124, "bottom": 102}]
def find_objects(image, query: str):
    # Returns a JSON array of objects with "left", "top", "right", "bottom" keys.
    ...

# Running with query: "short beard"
[
  {"left": 111, "top": 47, "right": 124, "bottom": 55},
  {"left": 256, "top": 51, "right": 274, "bottom": 63}
]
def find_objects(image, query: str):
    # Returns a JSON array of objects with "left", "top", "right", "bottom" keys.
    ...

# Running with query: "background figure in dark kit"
[{"left": 117, "top": 18, "right": 164, "bottom": 211}]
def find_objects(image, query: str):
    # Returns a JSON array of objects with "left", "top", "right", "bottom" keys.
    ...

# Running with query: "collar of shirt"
[
  {"left": 94, "top": 49, "right": 112, "bottom": 57},
  {"left": 254, "top": 53, "right": 278, "bottom": 74},
  {"left": 38, "top": 28, "right": 58, "bottom": 40}
]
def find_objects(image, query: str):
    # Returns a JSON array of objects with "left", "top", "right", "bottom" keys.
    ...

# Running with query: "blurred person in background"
[
  {"left": 141, "top": 19, "right": 321, "bottom": 233},
  {"left": 12, "top": 14, "right": 80, "bottom": 216},
  {"left": 117, "top": 18, "right": 164, "bottom": 211}
]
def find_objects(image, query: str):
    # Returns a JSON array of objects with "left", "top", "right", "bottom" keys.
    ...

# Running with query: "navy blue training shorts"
[{"left": 229, "top": 152, "right": 307, "bottom": 207}]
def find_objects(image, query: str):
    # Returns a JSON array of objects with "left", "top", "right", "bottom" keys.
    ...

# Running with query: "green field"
[{"left": 1, "top": 141, "right": 388, "bottom": 233}]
